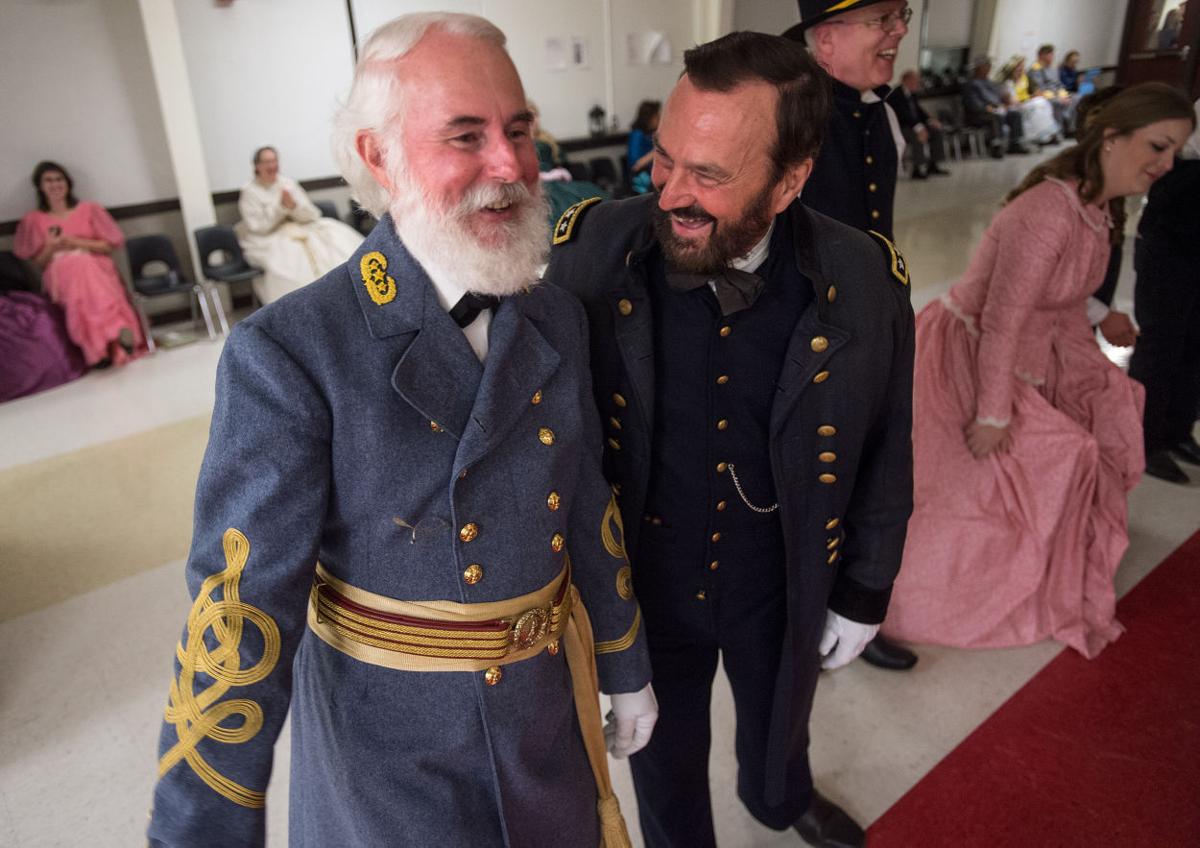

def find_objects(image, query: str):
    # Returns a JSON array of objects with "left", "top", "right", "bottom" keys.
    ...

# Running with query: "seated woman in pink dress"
[
  {"left": 884, "top": 84, "right": 1196, "bottom": 659},
  {"left": 13, "top": 161, "right": 145, "bottom": 369}
]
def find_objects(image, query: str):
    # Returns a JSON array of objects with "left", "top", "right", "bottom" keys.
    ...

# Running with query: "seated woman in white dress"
[
  {"left": 236, "top": 147, "right": 364, "bottom": 304},
  {"left": 999, "top": 56, "right": 1060, "bottom": 145}
]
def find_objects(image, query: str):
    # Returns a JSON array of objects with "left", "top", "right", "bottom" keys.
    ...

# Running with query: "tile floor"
[{"left": 2, "top": 150, "right": 1198, "bottom": 847}]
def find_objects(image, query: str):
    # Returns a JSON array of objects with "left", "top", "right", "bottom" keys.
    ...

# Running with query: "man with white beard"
[{"left": 147, "top": 13, "right": 655, "bottom": 847}]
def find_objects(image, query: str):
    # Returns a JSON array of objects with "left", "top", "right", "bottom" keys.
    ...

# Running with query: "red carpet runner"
[{"left": 868, "top": 530, "right": 1200, "bottom": 847}]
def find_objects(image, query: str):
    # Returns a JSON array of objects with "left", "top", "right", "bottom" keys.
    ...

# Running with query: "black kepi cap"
[{"left": 783, "top": 0, "right": 895, "bottom": 39}]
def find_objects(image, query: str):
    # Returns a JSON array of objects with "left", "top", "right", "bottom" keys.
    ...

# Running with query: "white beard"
[{"left": 389, "top": 177, "right": 550, "bottom": 297}]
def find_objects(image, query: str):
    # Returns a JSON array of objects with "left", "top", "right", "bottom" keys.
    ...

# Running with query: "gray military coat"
[{"left": 148, "top": 215, "right": 650, "bottom": 847}]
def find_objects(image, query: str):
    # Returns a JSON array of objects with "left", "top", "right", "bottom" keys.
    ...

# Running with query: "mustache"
[
  {"left": 662, "top": 203, "right": 715, "bottom": 223},
  {"left": 451, "top": 181, "right": 534, "bottom": 216}
]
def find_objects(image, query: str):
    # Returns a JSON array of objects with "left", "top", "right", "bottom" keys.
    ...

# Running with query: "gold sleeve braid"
[
  {"left": 158, "top": 528, "right": 281, "bottom": 808},
  {"left": 594, "top": 492, "right": 641, "bottom": 654}
]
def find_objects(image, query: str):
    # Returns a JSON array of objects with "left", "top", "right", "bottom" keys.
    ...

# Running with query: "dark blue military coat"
[
  {"left": 148, "top": 215, "right": 650, "bottom": 847},
  {"left": 544, "top": 194, "right": 913, "bottom": 806}
]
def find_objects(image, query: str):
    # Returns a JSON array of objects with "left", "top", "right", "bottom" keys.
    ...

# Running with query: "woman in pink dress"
[
  {"left": 884, "top": 84, "right": 1196, "bottom": 659},
  {"left": 13, "top": 161, "right": 145, "bottom": 368}
]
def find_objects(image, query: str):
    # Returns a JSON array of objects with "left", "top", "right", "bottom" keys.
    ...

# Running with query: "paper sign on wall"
[
  {"left": 626, "top": 31, "right": 672, "bottom": 65},
  {"left": 545, "top": 36, "right": 590, "bottom": 70}
]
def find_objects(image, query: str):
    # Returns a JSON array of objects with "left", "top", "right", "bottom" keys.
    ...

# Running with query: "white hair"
[{"left": 331, "top": 13, "right": 507, "bottom": 216}]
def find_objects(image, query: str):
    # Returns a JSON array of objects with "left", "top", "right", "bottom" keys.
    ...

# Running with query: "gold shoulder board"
[
  {"left": 552, "top": 196, "right": 603, "bottom": 246},
  {"left": 867, "top": 230, "right": 909, "bottom": 286}
]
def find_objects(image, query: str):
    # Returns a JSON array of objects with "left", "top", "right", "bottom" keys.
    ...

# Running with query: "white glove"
[
  {"left": 604, "top": 683, "right": 658, "bottom": 759},
  {"left": 818, "top": 610, "right": 880, "bottom": 670}
]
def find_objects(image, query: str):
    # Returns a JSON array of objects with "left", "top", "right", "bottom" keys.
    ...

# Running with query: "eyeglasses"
[{"left": 827, "top": 5, "right": 913, "bottom": 34}]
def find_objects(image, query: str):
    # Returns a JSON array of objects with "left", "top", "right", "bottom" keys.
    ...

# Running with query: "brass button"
[
  {"left": 866, "top": 155, "right": 874, "bottom": 165},
  {"left": 716, "top": 375, "right": 729, "bottom": 385},
  {"left": 828, "top": 551, "right": 839, "bottom": 565},
  {"left": 613, "top": 392, "right": 627, "bottom": 408},
  {"left": 719, "top": 326, "right": 732, "bottom": 338},
  {"left": 819, "top": 452, "right": 837, "bottom": 463},
  {"left": 716, "top": 500, "right": 727, "bottom": 511},
  {"left": 609, "top": 416, "right": 622, "bottom": 430},
  {"left": 531, "top": 390, "right": 543, "bottom": 405},
  {"left": 651, "top": 517, "right": 663, "bottom": 526},
  {"left": 871, "top": 210, "right": 880, "bottom": 220},
  {"left": 826, "top": 538, "right": 839, "bottom": 550},
  {"left": 429, "top": 421, "right": 443, "bottom": 432},
  {"left": 810, "top": 336, "right": 829, "bottom": 353},
  {"left": 547, "top": 491, "right": 561, "bottom": 511},
  {"left": 853, "top": 110, "right": 862, "bottom": 118},
  {"left": 484, "top": 666, "right": 503, "bottom": 686},
  {"left": 459, "top": 523, "right": 479, "bottom": 542},
  {"left": 551, "top": 532, "right": 565, "bottom": 552},
  {"left": 869, "top": 183, "right": 878, "bottom": 193},
  {"left": 825, "top": 518, "right": 840, "bottom": 530},
  {"left": 826, "top": 286, "right": 837, "bottom": 303},
  {"left": 608, "top": 437, "right": 621, "bottom": 450},
  {"left": 463, "top": 564, "right": 483, "bottom": 584},
  {"left": 711, "top": 532, "right": 722, "bottom": 543},
  {"left": 716, "top": 462, "right": 728, "bottom": 474},
  {"left": 618, "top": 298, "right": 633, "bottom": 316},
  {"left": 709, "top": 560, "right": 719, "bottom": 571},
  {"left": 458, "top": 468, "right": 469, "bottom": 479},
  {"left": 818, "top": 473, "right": 837, "bottom": 484},
  {"left": 813, "top": 371, "right": 830, "bottom": 384},
  {"left": 817, "top": 425, "right": 837, "bottom": 437},
  {"left": 695, "top": 590, "right": 707, "bottom": 601},
  {"left": 538, "top": 427, "right": 555, "bottom": 445},
  {"left": 547, "top": 640, "right": 560, "bottom": 656},
  {"left": 716, "top": 419, "right": 728, "bottom": 430}
]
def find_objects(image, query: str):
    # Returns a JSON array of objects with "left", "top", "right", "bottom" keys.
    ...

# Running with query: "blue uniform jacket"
[{"left": 148, "top": 215, "right": 651, "bottom": 847}]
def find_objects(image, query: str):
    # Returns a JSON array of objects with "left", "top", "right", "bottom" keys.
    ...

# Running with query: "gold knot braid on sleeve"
[
  {"left": 306, "top": 556, "right": 632, "bottom": 847},
  {"left": 158, "top": 528, "right": 282, "bottom": 808}
]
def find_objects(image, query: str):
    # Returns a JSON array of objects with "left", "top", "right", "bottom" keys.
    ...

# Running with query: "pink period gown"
[
  {"left": 14, "top": 202, "right": 144, "bottom": 366},
  {"left": 882, "top": 179, "right": 1144, "bottom": 658}
]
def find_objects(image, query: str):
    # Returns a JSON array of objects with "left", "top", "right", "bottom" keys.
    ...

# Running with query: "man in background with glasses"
[{"left": 786, "top": 1, "right": 920, "bottom": 674}]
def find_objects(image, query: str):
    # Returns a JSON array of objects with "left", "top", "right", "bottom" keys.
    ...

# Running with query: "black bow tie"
[
  {"left": 665, "top": 267, "right": 765, "bottom": 317},
  {"left": 449, "top": 293, "right": 499, "bottom": 328}
]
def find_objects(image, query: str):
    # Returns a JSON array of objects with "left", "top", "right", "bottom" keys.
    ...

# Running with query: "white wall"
[
  {"left": 925, "top": 0, "right": 975, "bottom": 48},
  {"left": 0, "top": 0, "right": 174, "bottom": 223},
  {"left": 989, "top": 0, "right": 1129, "bottom": 68},
  {"left": 732, "top": 0, "right": 799, "bottom": 34}
]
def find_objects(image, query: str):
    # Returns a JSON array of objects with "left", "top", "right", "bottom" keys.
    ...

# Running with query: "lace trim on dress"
[
  {"left": 1044, "top": 177, "right": 1111, "bottom": 234},
  {"left": 940, "top": 292, "right": 980, "bottom": 338}
]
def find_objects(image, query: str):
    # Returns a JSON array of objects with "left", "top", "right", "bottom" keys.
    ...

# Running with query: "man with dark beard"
[
  {"left": 545, "top": 32, "right": 913, "bottom": 848},
  {"left": 147, "top": 13, "right": 655, "bottom": 847}
]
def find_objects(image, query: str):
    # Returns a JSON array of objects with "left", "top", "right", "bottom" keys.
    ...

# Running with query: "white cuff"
[{"left": 1086, "top": 296, "right": 1110, "bottom": 326}]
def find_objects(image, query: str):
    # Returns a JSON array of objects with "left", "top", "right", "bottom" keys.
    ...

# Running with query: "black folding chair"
[
  {"left": 588, "top": 156, "right": 620, "bottom": 192},
  {"left": 315, "top": 199, "right": 340, "bottom": 220},
  {"left": 126, "top": 234, "right": 224, "bottom": 353},
  {"left": 194, "top": 225, "right": 263, "bottom": 324}
]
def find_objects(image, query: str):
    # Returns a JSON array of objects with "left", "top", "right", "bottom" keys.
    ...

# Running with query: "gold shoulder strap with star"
[
  {"left": 552, "top": 196, "right": 603, "bottom": 246},
  {"left": 868, "top": 230, "right": 909, "bottom": 286}
]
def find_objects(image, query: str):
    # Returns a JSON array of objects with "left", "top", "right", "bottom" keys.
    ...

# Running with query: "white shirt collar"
[
  {"left": 410, "top": 252, "right": 491, "bottom": 363},
  {"left": 730, "top": 221, "right": 774, "bottom": 274}
]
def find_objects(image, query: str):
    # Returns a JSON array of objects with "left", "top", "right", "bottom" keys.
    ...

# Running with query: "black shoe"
[
  {"left": 92, "top": 357, "right": 113, "bottom": 371},
  {"left": 1009, "top": 144, "right": 1033, "bottom": 155},
  {"left": 794, "top": 791, "right": 864, "bottom": 848},
  {"left": 929, "top": 164, "right": 951, "bottom": 176},
  {"left": 1171, "top": 437, "right": 1200, "bottom": 466},
  {"left": 117, "top": 327, "right": 135, "bottom": 356},
  {"left": 860, "top": 634, "right": 918, "bottom": 671},
  {"left": 911, "top": 167, "right": 928, "bottom": 180},
  {"left": 1145, "top": 450, "right": 1189, "bottom": 484}
]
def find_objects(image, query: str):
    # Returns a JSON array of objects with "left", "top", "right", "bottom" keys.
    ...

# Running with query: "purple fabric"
[{"left": 0, "top": 290, "right": 86, "bottom": 402}]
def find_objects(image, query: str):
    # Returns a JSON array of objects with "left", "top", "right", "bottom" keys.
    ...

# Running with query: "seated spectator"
[
  {"left": 963, "top": 56, "right": 1030, "bottom": 157},
  {"left": 1059, "top": 50, "right": 1082, "bottom": 93},
  {"left": 1028, "top": 44, "right": 1076, "bottom": 133},
  {"left": 882, "top": 83, "right": 1195, "bottom": 659},
  {"left": 13, "top": 161, "right": 144, "bottom": 369},
  {"left": 1129, "top": 98, "right": 1200, "bottom": 483},
  {"left": 235, "top": 146, "right": 363, "bottom": 304},
  {"left": 998, "top": 55, "right": 1061, "bottom": 145},
  {"left": 0, "top": 250, "right": 86, "bottom": 401},
  {"left": 627, "top": 100, "right": 659, "bottom": 194},
  {"left": 887, "top": 69, "right": 950, "bottom": 179},
  {"left": 527, "top": 101, "right": 610, "bottom": 225}
]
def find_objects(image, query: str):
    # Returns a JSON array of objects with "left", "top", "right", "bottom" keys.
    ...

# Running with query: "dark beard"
[{"left": 651, "top": 182, "right": 777, "bottom": 274}]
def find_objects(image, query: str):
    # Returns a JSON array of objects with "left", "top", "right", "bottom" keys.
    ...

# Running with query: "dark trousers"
[
  {"left": 969, "top": 110, "right": 1024, "bottom": 151},
  {"left": 628, "top": 541, "right": 809, "bottom": 847},
  {"left": 1128, "top": 238, "right": 1200, "bottom": 451},
  {"left": 900, "top": 126, "right": 946, "bottom": 172}
]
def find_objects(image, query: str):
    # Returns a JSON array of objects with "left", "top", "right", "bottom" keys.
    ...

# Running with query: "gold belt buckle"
[{"left": 508, "top": 604, "right": 553, "bottom": 651}]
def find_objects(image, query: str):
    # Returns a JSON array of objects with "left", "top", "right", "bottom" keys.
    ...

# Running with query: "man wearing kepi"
[
  {"left": 147, "top": 13, "right": 655, "bottom": 847},
  {"left": 545, "top": 33, "right": 913, "bottom": 848},
  {"left": 785, "top": 0, "right": 919, "bottom": 671}
]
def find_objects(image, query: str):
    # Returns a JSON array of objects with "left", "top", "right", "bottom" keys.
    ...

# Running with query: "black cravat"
[
  {"left": 449, "top": 292, "right": 499, "bottom": 328},
  {"left": 665, "top": 267, "right": 765, "bottom": 317}
]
